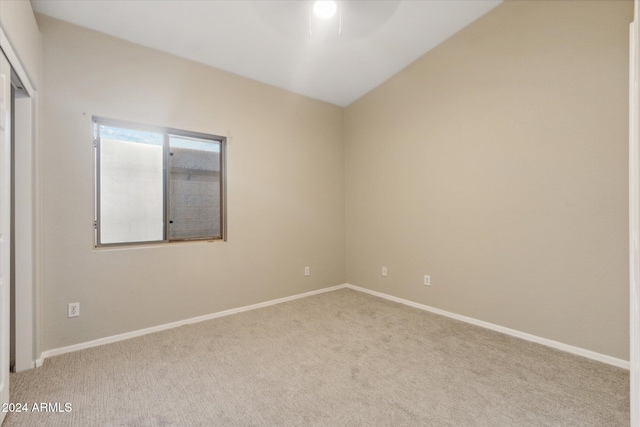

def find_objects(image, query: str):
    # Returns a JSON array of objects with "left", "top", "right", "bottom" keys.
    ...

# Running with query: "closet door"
[{"left": 0, "top": 48, "right": 12, "bottom": 424}]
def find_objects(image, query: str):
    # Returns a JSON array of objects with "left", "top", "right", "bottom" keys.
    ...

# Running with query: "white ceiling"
[{"left": 31, "top": 0, "right": 503, "bottom": 107}]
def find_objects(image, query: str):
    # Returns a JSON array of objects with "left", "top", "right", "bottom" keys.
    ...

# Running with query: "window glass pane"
[
  {"left": 168, "top": 135, "right": 221, "bottom": 240},
  {"left": 99, "top": 125, "right": 164, "bottom": 244}
]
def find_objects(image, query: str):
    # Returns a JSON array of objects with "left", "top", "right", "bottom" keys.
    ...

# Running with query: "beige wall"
[
  {"left": 345, "top": 0, "right": 632, "bottom": 359},
  {"left": 37, "top": 15, "right": 345, "bottom": 351},
  {"left": 38, "top": 0, "right": 632, "bottom": 360},
  {"left": 0, "top": 0, "right": 41, "bottom": 89}
]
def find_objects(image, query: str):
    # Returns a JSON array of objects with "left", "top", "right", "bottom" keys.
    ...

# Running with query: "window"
[{"left": 94, "top": 117, "right": 226, "bottom": 247}]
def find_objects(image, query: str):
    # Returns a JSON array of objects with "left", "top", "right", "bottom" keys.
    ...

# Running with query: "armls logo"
[
  {"left": 31, "top": 403, "right": 72, "bottom": 413},
  {"left": 2, "top": 402, "right": 73, "bottom": 413}
]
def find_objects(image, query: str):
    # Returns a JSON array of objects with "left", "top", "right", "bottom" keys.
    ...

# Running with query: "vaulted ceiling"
[{"left": 31, "top": 0, "right": 503, "bottom": 106}]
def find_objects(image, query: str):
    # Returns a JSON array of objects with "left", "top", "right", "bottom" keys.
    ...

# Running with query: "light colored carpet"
[{"left": 5, "top": 288, "right": 629, "bottom": 426}]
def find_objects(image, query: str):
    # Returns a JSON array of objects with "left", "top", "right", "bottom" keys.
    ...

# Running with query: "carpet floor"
[{"left": 4, "top": 288, "right": 630, "bottom": 426}]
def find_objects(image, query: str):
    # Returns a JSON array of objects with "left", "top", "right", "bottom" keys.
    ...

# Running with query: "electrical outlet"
[
  {"left": 424, "top": 275, "right": 431, "bottom": 286},
  {"left": 382, "top": 266, "right": 388, "bottom": 277},
  {"left": 68, "top": 302, "right": 80, "bottom": 318},
  {"left": 304, "top": 266, "right": 310, "bottom": 276}
]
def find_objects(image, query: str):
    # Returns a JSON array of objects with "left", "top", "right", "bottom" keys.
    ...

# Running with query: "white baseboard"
[
  {"left": 38, "top": 282, "right": 629, "bottom": 371},
  {"left": 345, "top": 284, "right": 630, "bottom": 370},
  {"left": 39, "top": 284, "right": 347, "bottom": 361}
]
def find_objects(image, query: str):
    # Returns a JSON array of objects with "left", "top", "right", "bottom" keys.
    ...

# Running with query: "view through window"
[{"left": 94, "top": 118, "right": 226, "bottom": 246}]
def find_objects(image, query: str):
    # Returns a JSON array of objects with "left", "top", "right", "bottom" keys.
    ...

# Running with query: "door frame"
[
  {"left": 0, "top": 26, "right": 38, "bottom": 373},
  {"left": 0, "top": 41, "right": 11, "bottom": 427},
  {"left": 630, "top": 2, "right": 639, "bottom": 426}
]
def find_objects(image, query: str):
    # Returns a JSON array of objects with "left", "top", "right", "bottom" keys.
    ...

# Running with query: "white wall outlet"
[
  {"left": 424, "top": 275, "right": 431, "bottom": 286},
  {"left": 68, "top": 302, "right": 80, "bottom": 318},
  {"left": 382, "top": 266, "right": 388, "bottom": 277},
  {"left": 304, "top": 266, "right": 310, "bottom": 276}
]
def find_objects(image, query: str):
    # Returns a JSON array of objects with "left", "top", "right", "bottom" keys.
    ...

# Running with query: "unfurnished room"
[{"left": 0, "top": 0, "right": 638, "bottom": 426}]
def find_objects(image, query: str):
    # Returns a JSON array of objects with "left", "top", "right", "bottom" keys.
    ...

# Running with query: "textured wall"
[
  {"left": 345, "top": 0, "right": 632, "bottom": 359},
  {"left": 38, "top": 15, "right": 345, "bottom": 350}
]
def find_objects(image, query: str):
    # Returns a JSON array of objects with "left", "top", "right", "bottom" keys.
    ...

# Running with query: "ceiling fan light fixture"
[{"left": 313, "top": 0, "right": 337, "bottom": 19}]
